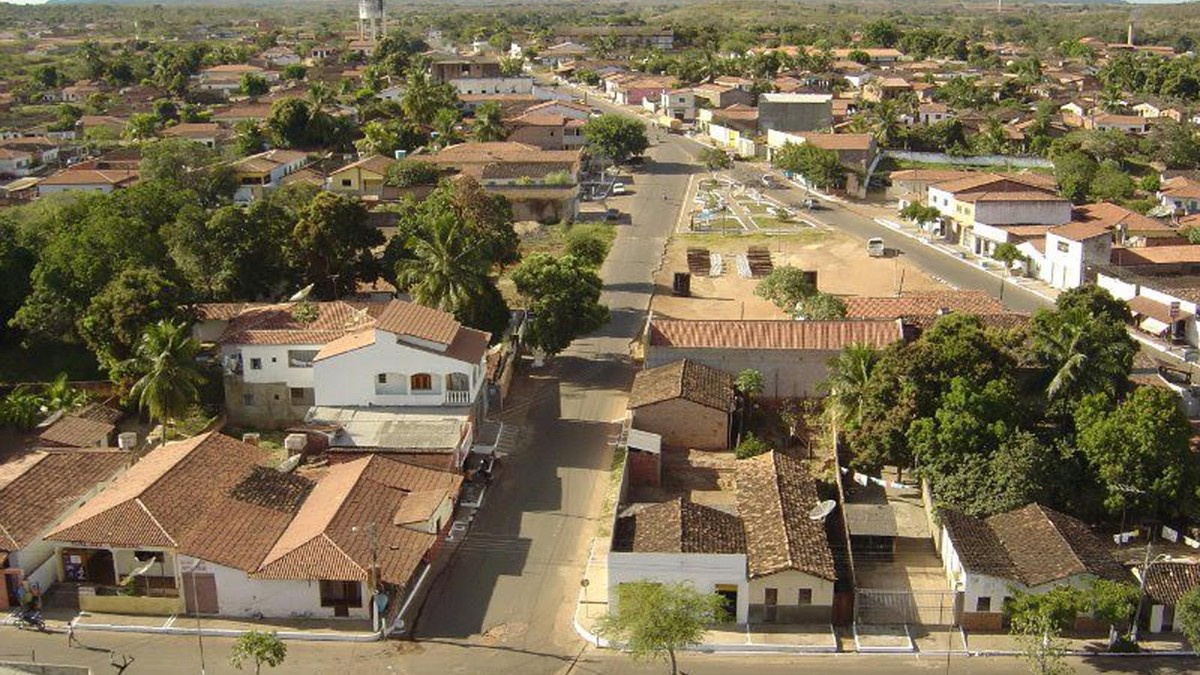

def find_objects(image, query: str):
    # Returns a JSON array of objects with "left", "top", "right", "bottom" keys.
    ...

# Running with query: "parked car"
[
  {"left": 867, "top": 237, "right": 886, "bottom": 258},
  {"left": 612, "top": 182, "right": 626, "bottom": 195},
  {"left": 604, "top": 208, "right": 620, "bottom": 221}
]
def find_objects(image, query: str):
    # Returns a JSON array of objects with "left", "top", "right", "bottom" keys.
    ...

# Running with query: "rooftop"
[
  {"left": 736, "top": 452, "right": 836, "bottom": 581},
  {"left": 629, "top": 359, "right": 735, "bottom": 412},
  {"left": 613, "top": 498, "right": 745, "bottom": 554},
  {"left": 648, "top": 319, "right": 904, "bottom": 351}
]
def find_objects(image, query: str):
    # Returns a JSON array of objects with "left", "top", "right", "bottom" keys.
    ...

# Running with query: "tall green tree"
[
  {"left": 1176, "top": 587, "right": 1200, "bottom": 651},
  {"left": 825, "top": 343, "right": 880, "bottom": 431},
  {"left": 1008, "top": 587, "right": 1086, "bottom": 675},
  {"left": 1030, "top": 305, "right": 1135, "bottom": 410},
  {"left": 289, "top": 192, "right": 383, "bottom": 298},
  {"left": 511, "top": 253, "right": 608, "bottom": 357},
  {"left": 754, "top": 266, "right": 815, "bottom": 313},
  {"left": 595, "top": 582, "right": 728, "bottom": 675},
  {"left": 772, "top": 142, "right": 844, "bottom": 190},
  {"left": 582, "top": 114, "right": 649, "bottom": 165},
  {"left": 472, "top": 101, "right": 508, "bottom": 142},
  {"left": 128, "top": 320, "right": 204, "bottom": 438},
  {"left": 1075, "top": 387, "right": 1199, "bottom": 518},
  {"left": 79, "top": 267, "right": 183, "bottom": 378}
]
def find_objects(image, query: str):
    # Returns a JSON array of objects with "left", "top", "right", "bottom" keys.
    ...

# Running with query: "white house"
[
  {"left": 658, "top": 89, "right": 697, "bottom": 122},
  {"left": 448, "top": 77, "right": 533, "bottom": 96},
  {"left": 193, "top": 64, "right": 279, "bottom": 99},
  {"left": 230, "top": 149, "right": 309, "bottom": 203},
  {"left": 0, "top": 147, "right": 34, "bottom": 176},
  {"left": 608, "top": 452, "right": 837, "bottom": 625},
  {"left": 1097, "top": 272, "right": 1200, "bottom": 347},
  {"left": 1137, "top": 561, "right": 1200, "bottom": 633},
  {"left": 938, "top": 504, "right": 1128, "bottom": 632},
  {"left": 45, "top": 432, "right": 461, "bottom": 624},
  {"left": 209, "top": 299, "right": 490, "bottom": 432},
  {"left": 0, "top": 450, "right": 129, "bottom": 611},
  {"left": 1038, "top": 220, "right": 1113, "bottom": 290}
]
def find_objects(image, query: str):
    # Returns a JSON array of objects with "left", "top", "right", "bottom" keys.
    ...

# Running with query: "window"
[
  {"left": 250, "top": 357, "right": 262, "bottom": 370},
  {"left": 377, "top": 373, "right": 388, "bottom": 384},
  {"left": 976, "top": 596, "right": 992, "bottom": 612},
  {"left": 319, "top": 580, "right": 362, "bottom": 607},
  {"left": 242, "top": 393, "right": 255, "bottom": 406},
  {"left": 289, "top": 387, "right": 311, "bottom": 404},
  {"left": 764, "top": 588, "right": 778, "bottom": 605},
  {"left": 341, "top": 178, "right": 352, "bottom": 187},
  {"left": 411, "top": 373, "right": 433, "bottom": 391},
  {"left": 1056, "top": 241, "right": 1070, "bottom": 253},
  {"left": 134, "top": 550, "right": 165, "bottom": 563},
  {"left": 287, "top": 350, "right": 319, "bottom": 368},
  {"left": 797, "top": 589, "right": 813, "bottom": 605}
]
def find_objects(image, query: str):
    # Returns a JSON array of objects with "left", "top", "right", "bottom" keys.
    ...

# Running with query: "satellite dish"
[
  {"left": 287, "top": 283, "right": 315, "bottom": 302},
  {"left": 808, "top": 499, "right": 837, "bottom": 521}
]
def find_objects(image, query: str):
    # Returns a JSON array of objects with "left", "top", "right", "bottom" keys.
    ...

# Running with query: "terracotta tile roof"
[
  {"left": 1128, "top": 295, "right": 1193, "bottom": 323},
  {"left": 193, "top": 302, "right": 258, "bottom": 321},
  {"left": 890, "top": 169, "right": 974, "bottom": 184},
  {"left": 736, "top": 452, "right": 836, "bottom": 580},
  {"left": 74, "top": 403, "right": 125, "bottom": 425},
  {"left": 162, "top": 122, "right": 224, "bottom": 139},
  {"left": 1113, "top": 245, "right": 1200, "bottom": 266},
  {"left": 47, "top": 432, "right": 273, "bottom": 550},
  {"left": 313, "top": 329, "right": 377, "bottom": 361},
  {"left": 1074, "top": 202, "right": 1174, "bottom": 233},
  {"left": 932, "top": 173, "right": 1053, "bottom": 196},
  {"left": 843, "top": 291, "right": 1005, "bottom": 320},
  {"left": 255, "top": 455, "right": 461, "bottom": 584},
  {"left": 1162, "top": 178, "right": 1200, "bottom": 200},
  {"left": 38, "top": 169, "right": 138, "bottom": 187},
  {"left": 629, "top": 359, "right": 735, "bottom": 412},
  {"left": 0, "top": 450, "right": 129, "bottom": 553},
  {"left": 376, "top": 299, "right": 462, "bottom": 345},
  {"left": 218, "top": 301, "right": 384, "bottom": 345},
  {"left": 959, "top": 190, "right": 1068, "bottom": 204},
  {"left": 1143, "top": 562, "right": 1200, "bottom": 606},
  {"left": 790, "top": 133, "right": 874, "bottom": 152},
  {"left": 1049, "top": 221, "right": 1112, "bottom": 242},
  {"left": 38, "top": 415, "right": 115, "bottom": 448},
  {"left": 613, "top": 498, "right": 745, "bottom": 554},
  {"left": 332, "top": 154, "right": 396, "bottom": 177},
  {"left": 648, "top": 319, "right": 904, "bottom": 351},
  {"left": 942, "top": 504, "right": 1127, "bottom": 586}
]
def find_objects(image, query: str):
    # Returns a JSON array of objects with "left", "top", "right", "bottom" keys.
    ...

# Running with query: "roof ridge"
[
  {"left": 1035, "top": 504, "right": 1089, "bottom": 577},
  {"left": 767, "top": 452, "right": 797, "bottom": 570},
  {"left": 135, "top": 497, "right": 177, "bottom": 547}
]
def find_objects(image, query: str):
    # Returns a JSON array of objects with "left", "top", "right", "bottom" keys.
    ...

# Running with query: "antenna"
[
  {"left": 808, "top": 499, "right": 837, "bottom": 521},
  {"left": 287, "top": 283, "right": 314, "bottom": 302}
]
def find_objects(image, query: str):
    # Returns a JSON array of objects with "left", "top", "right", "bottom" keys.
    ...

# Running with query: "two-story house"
[
  {"left": 231, "top": 149, "right": 310, "bottom": 203},
  {"left": 926, "top": 173, "right": 1070, "bottom": 254}
]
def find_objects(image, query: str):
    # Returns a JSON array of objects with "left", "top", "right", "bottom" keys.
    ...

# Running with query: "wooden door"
[{"left": 183, "top": 573, "right": 219, "bottom": 614}]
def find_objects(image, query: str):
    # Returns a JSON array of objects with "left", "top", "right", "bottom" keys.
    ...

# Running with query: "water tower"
[{"left": 358, "top": 0, "right": 385, "bottom": 42}]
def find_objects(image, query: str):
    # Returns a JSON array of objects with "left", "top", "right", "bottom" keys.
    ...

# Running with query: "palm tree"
[
  {"left": 1032, "top": 310, "right": 1133, "bottom": 407},
  {"left": 432, "top": 108, "right": 463, "bottom": 149},
  {"left": 394, "top": 212, "right": 490, "bottom": 318},
  {"left": 44, "top": 373, "right": 88, "bottom": 412},
  {"left": 867, "top": 99, "right": 903, "bottom": 148},
  {"left": 129, "top": 320, "right": 204, "bottom": 442},
  {"left": 306, "top": 81, "right": 335, "bottom": 114},
  {"left": 473, "top": 101, "right": 507, "bottom": 142},
  {"left": 824, "top": 343, "right": 879, "bottom": 431}
]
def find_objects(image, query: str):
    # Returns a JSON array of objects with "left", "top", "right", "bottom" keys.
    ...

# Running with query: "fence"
[
  {"left": 883, "top": 150, "right": 1053, "bottom": 169},
  {"left": 855, "top": 588, "right": 961, "bottom": 626}
]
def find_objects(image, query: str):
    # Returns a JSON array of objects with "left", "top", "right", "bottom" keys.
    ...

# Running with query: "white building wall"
[
  {"left": 450, "top": 77, "right": 533, "bottom": 95},
  {"left": 179, "top": 556, "right": 369, "bottom": 619},
  {"left": 1138, "top": 286, "right": 1200, "bottom": 346},
  {"left": 312, "top": 330, "right": 483, "bottom": 407},
  {"left": 1096, "top": 273, "right": 1138, "bottom": 301},
  {"left": 607, "top": 551, "right": 750, "bottom": 623},
  {"left": 229, "top": 343, "right": 323, "bottom": 388}
]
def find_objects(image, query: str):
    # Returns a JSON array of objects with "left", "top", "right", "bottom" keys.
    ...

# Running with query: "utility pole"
[
  {"left": 189, "top": 564, "right": 206, "bottom": 675},
  {"left": 355, "top": 523, "right": 381, "bottom": 632}
]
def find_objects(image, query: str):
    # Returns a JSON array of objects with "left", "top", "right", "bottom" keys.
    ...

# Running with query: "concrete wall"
[
  {"left": 449, "top": 77, "right": 533, "bottom": 96},
  {"left": 179, "top": 556, "right": 370, "bottom": 619},
  {"left": 607, "top": 551, "right": 749, "bottom": 623},
  {"left": 747, "top": 570, "right": 835, "bottom": 623},
  {"left": 974, "top": 200, "right": 1072, "bottom": 226},
  {"left": 229, "top": 343, "right": 322, "bottom": 388},
  {"left": 79, "top": 593, "right": 183, "bottom": 615},
  {"left": 630, "top": 399, "right": 729, "bottom": 450},
  {"left": 645, "top": 346, "right": 837, "bottom": 399},
  {"left": 757, "top": 100, "right": 832, "bottom": 133},
  {"left": 224, "top": 378, "right": 312, "bottom": 428}
]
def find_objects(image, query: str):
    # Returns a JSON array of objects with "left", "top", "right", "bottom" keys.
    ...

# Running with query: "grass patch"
[
  {"left": 225, "top": 426, "right": 291, "bottom": 465},
  {"left": 680, "top": 228, "right": 827, "bottom": 245},
  {"left": 597, "top": 445, "right": 627, "bottom": 539}
]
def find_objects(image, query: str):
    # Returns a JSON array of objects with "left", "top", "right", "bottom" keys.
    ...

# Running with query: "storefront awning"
[
  {"left": 1128, "top": 295, "right": 1191, "bottom": 325},
  {"left": 1139, "top": 317, "right": 1170, "bottom": 336}
]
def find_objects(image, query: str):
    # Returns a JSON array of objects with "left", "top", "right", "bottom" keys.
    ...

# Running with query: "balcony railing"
[{"left": 445, "top": 390, "right": 471, "bottom": 405}]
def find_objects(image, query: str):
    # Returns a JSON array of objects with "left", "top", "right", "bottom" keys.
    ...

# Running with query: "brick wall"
[
  {"left": 631, "top": 398, "right": 729, "bottom": 450},
  {"left": 961, "top": 611, "right": 1004, "bottom": 632},
  {"left": 626, "top": 448, "right": 661, "bottom": 487}
]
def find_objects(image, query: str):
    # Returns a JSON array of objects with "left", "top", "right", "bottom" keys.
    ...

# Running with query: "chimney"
[{"left": 241, "top": 432, "right": 261, "bottom": 446}]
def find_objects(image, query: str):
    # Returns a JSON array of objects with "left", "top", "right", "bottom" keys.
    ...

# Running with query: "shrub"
[
  {"left": 736, "top": 432, "right": 771, "bottom": 459},
  {"left": 564, "top": 224, "right": 612, "bottom": 268}
]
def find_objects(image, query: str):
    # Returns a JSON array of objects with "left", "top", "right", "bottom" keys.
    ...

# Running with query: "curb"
[{"left": 68, "top": 621, "right": 383, "bottom": 643}]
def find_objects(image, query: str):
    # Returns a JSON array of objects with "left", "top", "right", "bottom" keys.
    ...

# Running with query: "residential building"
[
  {"left": 1159, "top": 176, "right": 1200, "bottom": 214},
  {"left": 757, "top": 93, "right": 833, "bottom": 134},
  {"left": 938, "top": 504, "right": 1128, "bottom": 631},
  {"left": 0, "top": 147, "right": 34, "bottom": 176},
  {"left": 926, "top": 174, "right": 1069, "bottom": 254},
  {"left": 193, "top": 64, "right": 278, "bottom": 99},
  {"left": 161, "top": 122, "right": 226, "bottom": 149},
  {"left": 428, "top": 142, "right": 582, "bottom": 222},
  {"left": 643, "top": 318, "right": 905, "bottom": 398},
  {"left": 504, "top": 112, "right": 584, "bottom": 150},
  {"left": 1036, "top": 220, "right": 1113, "bottom": 290},
  {"left": 326, "top": 154, "right": 396, "bottom": 199},
  {"left": 231, "top": 149, "right": 309, "bottom": 203},
  {"left": 1096, "top": 272, "right": 1200, "bottom": 346},
  {"left": 552, "top": 25, "right": 674, "bottom": 50},
  {"left": 1137, "top": 561, "right": 1200, "bottom": 633},
  {"left": 628, "top": 360, "right": 735, "bottom": 450},
  {"left": 0, "top": 449, "right": 129, "bottom": 610},
  {"left": 697, "top": 105, "right": 758, "bottom": 158},
  {"left": 45, "top": 432, "right": 461, "bottom": 623},
  {"left": 1085, "top": 113, "right": 1150, "bottom": 134},
  {"left": 608, "top": 451, "right": 836, "bottom": 625},
  {"left": 36, "top": 167, "right": 139, "bottom": 196},
  {"left": 210, "top": 299, "right": 489, "bottom": 437},
  {"left": 692, "top": 83, "right": 753, "bottom": 109},
  {"left": 917, "top": 103, "right": 953, "bottom": 125},
  {"left": 657, "top": 89, "right": 697, "bottom": 122},
  {"left": 862, "top": 77, "right": 912, "bottom": 103},
  {"left": 766, "top": 131, "right": 879, "bottom": 197}
]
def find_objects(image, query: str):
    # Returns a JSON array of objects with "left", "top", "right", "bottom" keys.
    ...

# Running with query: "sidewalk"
[{"left": 61, "top": 611, "right": 381, "bottom": 642}]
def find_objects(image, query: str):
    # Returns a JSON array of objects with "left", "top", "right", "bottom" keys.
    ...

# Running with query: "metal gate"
[{"left": 854, "top": 589, "right": 961, "bottom": 627}]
